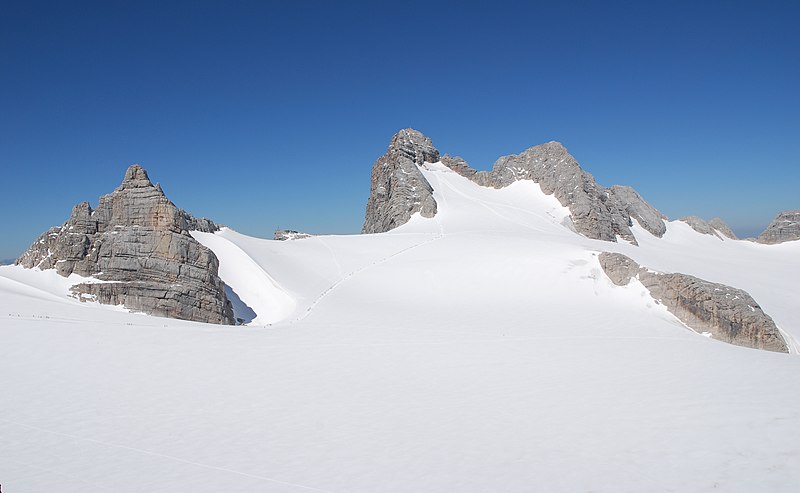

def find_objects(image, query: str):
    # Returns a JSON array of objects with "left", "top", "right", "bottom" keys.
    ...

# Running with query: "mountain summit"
[
  {"left": 16, "top": 164, "right": 234, "bottom": 324},
  {"left": 363, "top": 129, "right": 667, "bottom": 244}
]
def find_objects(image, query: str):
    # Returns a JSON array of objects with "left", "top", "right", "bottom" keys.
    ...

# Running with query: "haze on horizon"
[{"left": 1, "top": 0, "right": 798, "bottom": 259}]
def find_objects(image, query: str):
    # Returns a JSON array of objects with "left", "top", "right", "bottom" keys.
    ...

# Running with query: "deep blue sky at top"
[{"left": 1, "top": 0, "right": 798, "bottom": 258}]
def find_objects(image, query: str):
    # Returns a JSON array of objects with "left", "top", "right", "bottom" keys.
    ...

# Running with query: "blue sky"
[{"left": 1, "top": 0, "right": 798, "bottom": 259}]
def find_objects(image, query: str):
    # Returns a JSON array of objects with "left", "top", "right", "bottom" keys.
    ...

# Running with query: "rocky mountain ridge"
[
  {"left": 365, "top": 129, "right": 670, "bottom": 243},
  {"left": 364, "top": 129, "right": 795, "bottom": 246},
  {"left": 16, "top": 165, "right": 234, "bottom": 324}
]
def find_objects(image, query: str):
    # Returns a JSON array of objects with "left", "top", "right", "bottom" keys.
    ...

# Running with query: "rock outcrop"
[
  {"left": 364, "top": 129, "right": 669, "bottom": 243},
  {"left": 442, "top": 140, "right": 667, "bottom": 244},
  {"left": 608, "top": 185, "right": 667, "bottom": 238},
  {"left": 598, "top": 252, "right": 787, "bottom": 352},
  {"left": 708, "top": 217, "right": 738, "bottom": 240},
  {"left": 362, "top": 129, "right": 439, "bottom": 234},
  {"left": 274, "top": 230, "right": 313, "bottom": 241},
  {"left": 680, "top": 216, "right": 739, "bottom": 240},
  {"left": 680, "top": 216, "right": 719, "bottom": 237},
  {"left": 16, "top": 164, "right": 234, "bottom": 324},
  {"left": 757, "top": 210, "right": 800, "bottom": 244}
]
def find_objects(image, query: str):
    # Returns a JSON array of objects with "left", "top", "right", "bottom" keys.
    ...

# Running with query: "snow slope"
[{"left": 1, "top": 162, "right": 799, "bottom": 492}]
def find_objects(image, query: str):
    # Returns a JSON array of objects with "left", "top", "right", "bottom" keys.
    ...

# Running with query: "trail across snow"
[{"left": 1, "top": 161, "right": 799, "bottom": 492}]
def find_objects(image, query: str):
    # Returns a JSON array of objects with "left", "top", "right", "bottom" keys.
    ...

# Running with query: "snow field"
[{"left": 1, "top": 161, "right": 799, "bottom": 492}]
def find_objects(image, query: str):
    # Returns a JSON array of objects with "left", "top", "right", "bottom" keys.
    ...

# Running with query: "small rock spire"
[{"left": 119, "top": 164, "right": 153, "bottom": 189}]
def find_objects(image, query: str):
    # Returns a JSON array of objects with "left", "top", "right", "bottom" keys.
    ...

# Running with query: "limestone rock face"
[
  {"left": 680, "top": 216, "right": 718, "bottom": 237},
  {"left": 757, "top": 210, "right": 800, "bottom": 244},
  {"left": 608, "top": 185, "right": 667, "bottom": 238},
  {"left": 598, "top": 252, "right": 787, "bottom": 352},
  {"left": 16, "top": 164, "right": 234, "bottom": 324},
  {"left": 362, "top": 129, "right": 439, "bottom": 234},
  {"left": 444, "top": 141, "right": 667, "bottom": 244},
  {"left": 366, "top": 130, "right": 671, "bottom": 245},
  {"left": 708, "top": 218, "right": 738, "bottom": 240},
  {"left": 680, "top": 216, "right": 739, "bottom": 240}
]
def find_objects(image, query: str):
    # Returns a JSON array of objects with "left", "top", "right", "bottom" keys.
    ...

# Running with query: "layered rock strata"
[
  {"left": 598, "top": 252, "right": 787, "bottom": 352},
  {"left": 16, "top": 165, "right": 234, "bottom": 324},
  {"left": 362, "top": 129, "right": 439, "bottom": 234},
  {"left": 757, "top": 210, "right": 800, "bottom": 244}
]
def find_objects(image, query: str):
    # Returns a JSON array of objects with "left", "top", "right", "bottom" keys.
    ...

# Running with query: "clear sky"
[{"left": 1, "top": 0, "right": 798, "bottom": 259}]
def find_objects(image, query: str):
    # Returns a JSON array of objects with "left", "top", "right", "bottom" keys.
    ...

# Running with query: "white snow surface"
[{"left": 1, "top": 162, "right": 799, "bottom": 492}]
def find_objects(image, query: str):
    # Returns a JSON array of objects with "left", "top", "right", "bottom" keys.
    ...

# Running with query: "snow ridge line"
[
  {"left": 0, "top": 418, "right": 333, "bottom": 492},
  {"left": 424, "top": 165, "right": 562, "bottom": 236},
  {"left": 290, "top": 232, "right": 444, "bottom": 324}
]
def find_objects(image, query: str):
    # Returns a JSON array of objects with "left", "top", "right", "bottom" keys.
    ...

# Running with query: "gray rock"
[
  {"left": 679, "top": 216, "right": 719, "bottom": 237},
  {"left": 447, "top": 141, "right": 667, "bottom": 244},
  {"left": 365, "top": 130, "right": 671, "bottom": 245},
  {"left": 16, "top": 164, "right": 234, "bottom": 325},
  {"left": 274, "top": 230, "right": 313, "bottom": 241},
  {"left": 757, "top": 210, "right": 800, "bottom": 244},
  {"left": 362, "top": 129, "right": 439, "bottom": 234},
  {"left": 609, "top": 185, "right": 667, "bottom": 238},
  {"left": 708, "top": 218, "right": 738, "bottom": 240},
  {"left": 598, "top": 252, "right": 787, "bottom": 353},
  {"left": 440, "top": 154, "right": 477, "bottom": 179},
  {"left": 679, "top": 216, "right": 739, "bottom": 240}
]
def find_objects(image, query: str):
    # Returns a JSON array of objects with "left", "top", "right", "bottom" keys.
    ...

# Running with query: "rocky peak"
[
  {"left": 388, "top": 128, "right": 440, "bottom": 165},
  {"left": 708, "top": 218, "right": 738, "bottom": 240},
  {"left": 16, "top": 164, "right": 233, "bottom": 324},
  {"left": 757, "top": 210, "right": 800, "bottom": 244},
  {"left": 118, "top": 164, "right": 155, "bottom": 190},
  {"left": 362, "top": 128, "right": 438, "bottom": 234},
  {"left": 365, "top": 130, "right": 670, "bottom": 245}
]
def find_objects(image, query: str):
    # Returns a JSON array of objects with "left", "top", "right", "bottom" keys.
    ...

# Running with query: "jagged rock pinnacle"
[
  {"left": 362, "top": 129, "right": 438, "bottom": 234},
  {"left": 118, "top": 164, "right": 155, "bottom": 190}
]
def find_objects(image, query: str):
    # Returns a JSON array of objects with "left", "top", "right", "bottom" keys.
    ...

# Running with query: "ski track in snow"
[
  {"left": 3, "top": 160, "right": 800, "bottom": 492},
  {"left": 425, "top": 166, "right": 560, "bottom": 236},
  {"left": 289, "top": 231, "right": 444, "bottom": 324}
]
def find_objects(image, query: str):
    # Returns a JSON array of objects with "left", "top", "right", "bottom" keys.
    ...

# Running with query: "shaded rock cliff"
[
  {"left": 757, "top": 210, "right": 800, "bottom": 244},
  {"left": 16, "top": 165, "right": 234, "bottom": 324},
  {"left": 598, "top": 252, "right": 787, "bottom": 353},
  {"left": 362, "top": 129, "right": 439, "bottom": 234}
]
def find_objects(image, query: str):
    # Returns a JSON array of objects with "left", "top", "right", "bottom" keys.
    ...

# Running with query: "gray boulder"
[
  {"left": 757, "top": 210, "right": 800, "bottom": 244},
  {"left": 16, "top": 164, "right": 234, "bottom": 325},
  {"left": 598, "top": 252, "right": 787, "bottom": 353},
  {"left": 362, "top": 129, "right": 439, "bottom": 234}
]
